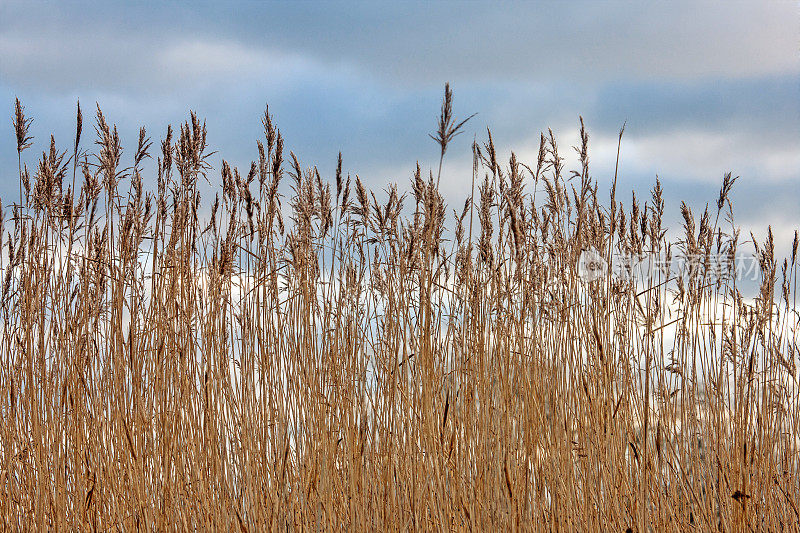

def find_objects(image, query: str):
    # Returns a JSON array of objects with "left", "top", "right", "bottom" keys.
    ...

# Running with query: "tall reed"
[{"left": 1, "top": 88, "right": 798, "bottom": 530}]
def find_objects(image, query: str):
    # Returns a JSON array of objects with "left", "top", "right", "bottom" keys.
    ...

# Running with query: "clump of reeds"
[{"left": 0, "top": 86, "right": 798, "bottom": 531}]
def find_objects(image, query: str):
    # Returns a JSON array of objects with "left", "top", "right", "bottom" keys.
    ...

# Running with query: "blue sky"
[{"left": 1, "top": 0, "right": 798, "bottom": 248}]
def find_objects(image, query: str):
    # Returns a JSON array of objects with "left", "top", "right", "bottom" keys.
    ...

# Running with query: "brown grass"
[{"left": 1, "top": 88, "right": 798, "bottom": 530}]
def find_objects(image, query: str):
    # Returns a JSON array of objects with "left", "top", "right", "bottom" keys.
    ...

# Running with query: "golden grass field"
[{"left": 1, "top": 86, "right": 798, "bottom": 530}]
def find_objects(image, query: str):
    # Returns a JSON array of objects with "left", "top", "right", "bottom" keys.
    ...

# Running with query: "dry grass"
[{"left": 1, "top": 88, "right": 798, "bottom": 531}]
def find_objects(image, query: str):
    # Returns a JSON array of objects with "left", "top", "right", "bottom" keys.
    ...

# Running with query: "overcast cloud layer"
[{"left": 1, "top": 0, "right": 798, "bottom": 251}]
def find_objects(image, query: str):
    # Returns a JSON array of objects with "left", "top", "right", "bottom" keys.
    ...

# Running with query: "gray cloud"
[{"left": 2, "top": 1, "right": 797, "bottom": 92}]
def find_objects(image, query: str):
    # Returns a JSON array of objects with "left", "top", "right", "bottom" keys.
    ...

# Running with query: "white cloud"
[
  {"left": 624, "top": 131, "right": 800, "bottom": 184},
  {"left": 156, "top": 39, "right": 316, "bottom": 86},
  {"left": 0, "top": 30, "right": 336, "bottom": 95}
]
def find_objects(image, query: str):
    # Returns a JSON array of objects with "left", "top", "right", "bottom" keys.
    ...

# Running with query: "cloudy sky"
[{"left": 2, "top": 1, "right": 798, "bottom": 250}]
